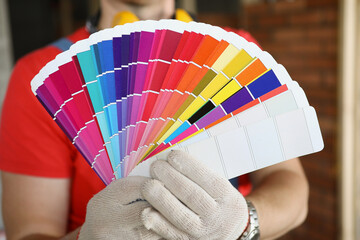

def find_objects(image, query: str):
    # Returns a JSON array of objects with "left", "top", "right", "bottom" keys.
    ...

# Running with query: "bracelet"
[{"left": 239, "top": 200, "right": 260, "bottom": 240}]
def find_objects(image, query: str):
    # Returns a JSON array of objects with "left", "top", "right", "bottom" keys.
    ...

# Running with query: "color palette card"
[
  {"left": 31, "top": 19, "right": 324, "bottom": 184},
  {"left": 130, "top": 84, "right": 323, "bottom": 178}
]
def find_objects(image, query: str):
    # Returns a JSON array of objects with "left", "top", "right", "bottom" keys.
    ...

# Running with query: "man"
[{"left": 0, "top": 0, "right": 309, "bottom": 239}]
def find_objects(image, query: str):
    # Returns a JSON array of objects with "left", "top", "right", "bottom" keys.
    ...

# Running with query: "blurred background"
[{"left": 0, "top": 0, "right": 359, "bottom": 239}]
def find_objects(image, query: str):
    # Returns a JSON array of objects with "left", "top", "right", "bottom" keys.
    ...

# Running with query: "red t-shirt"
[{"left": 0, "top": 26, "right": 258, "bottom": 231}]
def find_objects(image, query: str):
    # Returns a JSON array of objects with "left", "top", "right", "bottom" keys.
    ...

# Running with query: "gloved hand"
[
  {"left": 79, "top": 176, "right": 162, "bottom": 240},
  {"left": 141, "top": 150, "right": 249, "bottom": 240}
]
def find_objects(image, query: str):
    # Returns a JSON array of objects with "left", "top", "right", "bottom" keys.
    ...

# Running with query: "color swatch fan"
[{"left": 30, "top": 20, "right": 324, "bottom": 185}]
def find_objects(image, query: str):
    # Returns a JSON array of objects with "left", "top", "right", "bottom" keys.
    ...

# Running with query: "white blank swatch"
[{"left": 130, "top": 106, "right": 323, "bottom": 179}]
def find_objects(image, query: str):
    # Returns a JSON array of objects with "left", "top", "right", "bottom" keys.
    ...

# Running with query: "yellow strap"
[
  {"left": 112, "top": 9, "right": 193, "bottom": 27},
  {"left": 175, "top": 9, "right": 193, "bottom": 22},
  {"left": 112, "top": 11, "right": 139, "bottom": 27}
]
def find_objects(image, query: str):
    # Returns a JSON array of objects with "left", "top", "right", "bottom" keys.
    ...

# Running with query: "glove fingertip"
[
  {"left": 149, "top": 160, "right": 167, "bottom": 179},
  {"left": 141, "top": 207, "right": 155, "bottom": 230},
  {"left": 167, "top": 149, "right": 186, "bottom": 160},
  {"left": 141, "top": 179, "right": 164, "bottom": 199},
  {"left": 167, "top": 150, "right": 188, "bottom": 170}
]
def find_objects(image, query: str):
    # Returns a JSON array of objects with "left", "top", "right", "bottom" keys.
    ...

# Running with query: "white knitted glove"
[
  {"left": 79, "top": 176, "right": 162, "bottom": 240},
  {"left": 141, "top": 150, "right": 249, "bottom": 240}
]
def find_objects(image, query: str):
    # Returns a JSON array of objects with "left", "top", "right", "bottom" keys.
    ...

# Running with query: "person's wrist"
[{"left": 239, "top": 200, "right": 260, "bottom": 240}]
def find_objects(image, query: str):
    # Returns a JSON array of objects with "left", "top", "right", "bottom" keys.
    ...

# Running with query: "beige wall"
[
  {"left": 0, "top": 0, "right": 13, "bottom": 112},
  {"left": 0, "top": 0, "right": 12, "bottom": 230},
  {"left": 339, "top": 0, "right": 360, "bottom": 239}
]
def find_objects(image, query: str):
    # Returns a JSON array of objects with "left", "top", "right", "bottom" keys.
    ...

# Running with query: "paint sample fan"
[{"left": 30, "top": 20, "right": 324, "bottom": 185}]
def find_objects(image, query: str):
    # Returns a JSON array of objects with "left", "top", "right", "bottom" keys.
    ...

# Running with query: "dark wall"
[
  {"left": 243, "top": 1, "right": 338, "bottom": 239},
  {"left": 9, "top": 0, "right": 58, "bottom": 60},
  {"left": 8, "top": 0, "right": 89, "bottom": 61}
]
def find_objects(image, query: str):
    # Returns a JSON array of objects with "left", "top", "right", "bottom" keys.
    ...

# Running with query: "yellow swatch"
[
  {"left": 212, "top": 45, "right": 239, "bottom": 72},
  {"left": 178, "top": 97, "right": 207, "bottom": 122},
  {"left": 223, "top": 50, "right": 254, "bottom": 77},
  {"left": 212, "top": 80, "right": 242, "bottom": 105}
]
